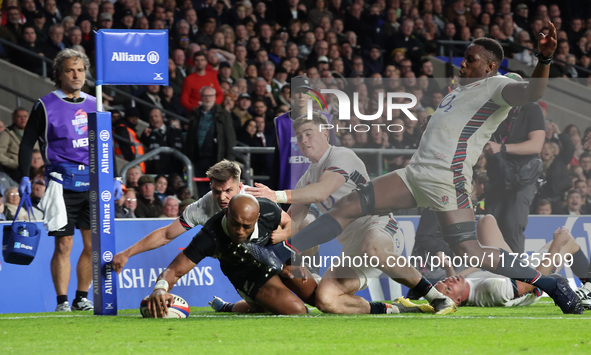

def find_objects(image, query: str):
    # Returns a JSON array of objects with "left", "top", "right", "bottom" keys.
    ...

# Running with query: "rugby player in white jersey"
[
  {"left": 242, "top": 22, "right": 584, "bottom": 314},
  {"left": 248, "top": 112, "right": 443, "bottom": 314},
  {"left": 435, "top": 216, "right": 586, "bottom": 308}
]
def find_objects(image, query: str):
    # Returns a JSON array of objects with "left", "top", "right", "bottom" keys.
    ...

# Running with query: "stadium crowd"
[{"left": 1, "top": 0, "right": 591, "bottom": 219}]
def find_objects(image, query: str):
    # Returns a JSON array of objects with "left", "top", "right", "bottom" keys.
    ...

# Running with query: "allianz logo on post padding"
[{"left": 111, "top": 51, "right": 159, "bottom": 64}]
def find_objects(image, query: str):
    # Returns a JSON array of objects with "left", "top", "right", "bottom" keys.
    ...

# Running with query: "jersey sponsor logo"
[{"left": 72, "top": 109, "right": 88, "bottom": 135}]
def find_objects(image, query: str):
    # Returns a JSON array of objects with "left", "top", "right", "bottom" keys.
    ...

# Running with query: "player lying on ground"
[
  {"left": 435, "top": 215, "right": 588, "bottom": 307},
  {"left": 241, "top": 24, "right": 583, "bottom": 314},
  {"left": 247, "top": 112, "right": 451, "bottom": 314}
]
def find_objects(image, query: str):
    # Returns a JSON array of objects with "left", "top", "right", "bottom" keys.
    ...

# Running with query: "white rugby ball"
[{"left": 140, "top": 293, "right": 190, "bottom": 318}]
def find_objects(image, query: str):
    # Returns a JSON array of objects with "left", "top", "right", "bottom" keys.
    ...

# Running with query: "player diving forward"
[{"left": 242, "top": 25, "right": 583, "bottom": 314}]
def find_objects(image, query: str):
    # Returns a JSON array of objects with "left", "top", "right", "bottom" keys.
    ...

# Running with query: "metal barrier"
[
  {"left": 119, "top": 146, "right": 196, "bottom": 197},
  {"left": 0, "top": 81, "right": 36, "bottom": 107},
  {"left": 232, "top": 146, "right": 417, "bottom": 186}
]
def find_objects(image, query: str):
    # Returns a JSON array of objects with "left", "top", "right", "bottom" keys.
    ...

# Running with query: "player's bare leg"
[
  {"left": 315, "top": 267, "right": 369, "bottom": 314},
  {"left": 77, "top": 228, "right": 92, "bottom": 293},
  {"left": 361, "top": 231, "right": 423, "bottom": 288},
  {"left": 255, "top": 275, "right": 309, "bottom": 315},
  {"left": 52, "top": 235, "right": 73, "bottom": 297},
  {"left": 360, "top": 229, "right": 454, "bottom": 314}
]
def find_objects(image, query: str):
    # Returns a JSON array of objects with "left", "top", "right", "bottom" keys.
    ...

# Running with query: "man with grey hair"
[
  {"left": 160, "top": 195, "right": 180, "bottom": 218},
  {"left": 18, "top": 49, "right": 116, "bottom": 312}
]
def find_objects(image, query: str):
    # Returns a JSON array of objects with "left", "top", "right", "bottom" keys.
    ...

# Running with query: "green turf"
[{"left": 2, "top": 298, "right": 591, "bottom": 354}]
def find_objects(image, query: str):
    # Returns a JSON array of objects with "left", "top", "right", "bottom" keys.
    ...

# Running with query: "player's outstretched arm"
[
  {"left": 147, "top": 251, "right": 196, "bottom": 318},
  {"left": 112, "top": 219, "right": 187, "bottom": 274},
  {"left": 247, "top": 171, "right": 346, "bottom": 205},
  {"left": 502, "top": 21, "right": 557, "bottom": 106}
]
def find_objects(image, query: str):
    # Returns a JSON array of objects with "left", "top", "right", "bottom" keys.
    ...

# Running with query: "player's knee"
[
  {"left": 442, "top": 221, "right": 477, "bottom": 250},
  {"left": 276, "top": 298, "right": 307, "bottom": 315},
  {"left": 54, "top": 236, "right": 73, "bottom": 254},
  {"left": 354, "top": 181, "right": 375, "bottom": 216},
  {"left": 314, "top": 285, "right": 343, "bottom": 314},
  {"left": 479, "top": 214, "right": 497, "bottom": 229}
]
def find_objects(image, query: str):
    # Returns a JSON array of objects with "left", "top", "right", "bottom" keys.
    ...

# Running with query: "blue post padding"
[
  {"left": 95, "top": 29, "right": 169, "bottom": 85},
  {"left": 88, "top": 111, "right": 117, "bottom": 315}
]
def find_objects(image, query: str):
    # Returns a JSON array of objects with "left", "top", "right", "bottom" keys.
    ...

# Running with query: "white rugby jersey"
[
  {"left": 410, "top": 75, "right": 513, "bottom": 188},
  {"left": 466, "top": 270, "right": 539, "bottom": 307},
  {"left": 295, "top": 146, "right": 369, "bottom": 214},
  {"left": 180, "top": 184, "right": 248, "bottom": 228}
]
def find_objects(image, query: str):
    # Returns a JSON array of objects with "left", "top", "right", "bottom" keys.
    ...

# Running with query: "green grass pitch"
[{"left": 2, "top": 298, "right": 591, "bottom": 354}]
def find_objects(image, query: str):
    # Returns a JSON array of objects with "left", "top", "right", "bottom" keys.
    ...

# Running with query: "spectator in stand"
[
  {"left": 4, "top": 186, "right": 29, "bottom": 221},
  {"left": 30, "top": 179, "right": 45, "bottom": 208},
  {"left": 154, "top": 175, "right": 169, "bottom": 202},
  {"left": 135, "top": 175, "right": 163, "bottom": 218},
  {"left": 15, "top": 24, "right": 44, "bottom": 75},
  {"left": 140, "top": 108, "right": 184, "bottom": 176},
  {"left": 181, "top": 51, "right": 224, "bottom": 112},
  {"left": 391, "top": 18, "right": 424, "bottom": 62},
  {"left": 137, "top": 85, "right": 164, "bottom": 122},
  {"left": 556, "top": 190, "right": 587, "bottom": 215},
  {"left": 535, "top": 198, "right": 552, "bottom": 215},
  {"left": 125, "top": 165, "right": 143, "bottom": 190},
  {"left": 4, "top": 6, "right": 23, "bottom": 41},
  {"left": 0, "top": 107, "right": 31, "bottom": 181},
  {"left": 186, "top": 86, "right": 236, "bottom": 197},
  {"left": 113, "top": 107, "right": 145, "bottom": 172},
  {"left": 43, "top": 0, "right": 62, "bottom": 26},
  {"left": 21, "top": 0, "right": 37, "bottom": 23},
  {"left": 231, "top": 93, "right": 253, "bottom": 134},
  {"left": 574, "top": 179, "right": 591, "bottom": 213},
  {"left": 29, "top": 149, "right": 44, "bottom": 181},
  {"left": 160, "top": 195, "right": 180, "bottom": 218},
  {"left": 540, "top": 137, "right": 575, "bottom": 212},
  {"left": 40, "top": 23, "right": 66, "bottom": 61},
  {"left": 175, "top": 184, "right": 192, "bottom": 201},
  {"left": 116, "top": 188, "right": 137, "bottom": 218},
  {"left": 579, "top": 152, "right": 591, "bottom": 179}
]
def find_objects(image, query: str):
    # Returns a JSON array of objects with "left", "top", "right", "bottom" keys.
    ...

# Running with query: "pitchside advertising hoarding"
[{"left": 1, "top": 216, "right": 591, "bottom": 313}]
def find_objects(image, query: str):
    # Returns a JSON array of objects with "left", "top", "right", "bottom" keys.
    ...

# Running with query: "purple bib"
[{"left": 40, "top": 91, "right": 96, "bottom": 166}]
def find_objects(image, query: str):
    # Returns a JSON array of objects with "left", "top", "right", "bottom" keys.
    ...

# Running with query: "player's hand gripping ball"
[{"left": 140, "top": 294, "right": 190, "bottom": 318}]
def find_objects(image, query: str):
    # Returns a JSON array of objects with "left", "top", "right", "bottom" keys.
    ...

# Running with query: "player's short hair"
[
  {"left": 206, "top": 160, "right": 241, "bottom": 184},
  {"left": 292, "top": 111, "right": 329, "bottom": 131},
  {"left": 472, "top": 37, "right": 504, "bottom": 66},
  {"left": 53, "top": 48, "right": 90, "bottom": 89}
]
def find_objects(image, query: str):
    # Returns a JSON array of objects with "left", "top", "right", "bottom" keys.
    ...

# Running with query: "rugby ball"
[{"left": 140, "top": 293, "right": 190, "bottom": 318}]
